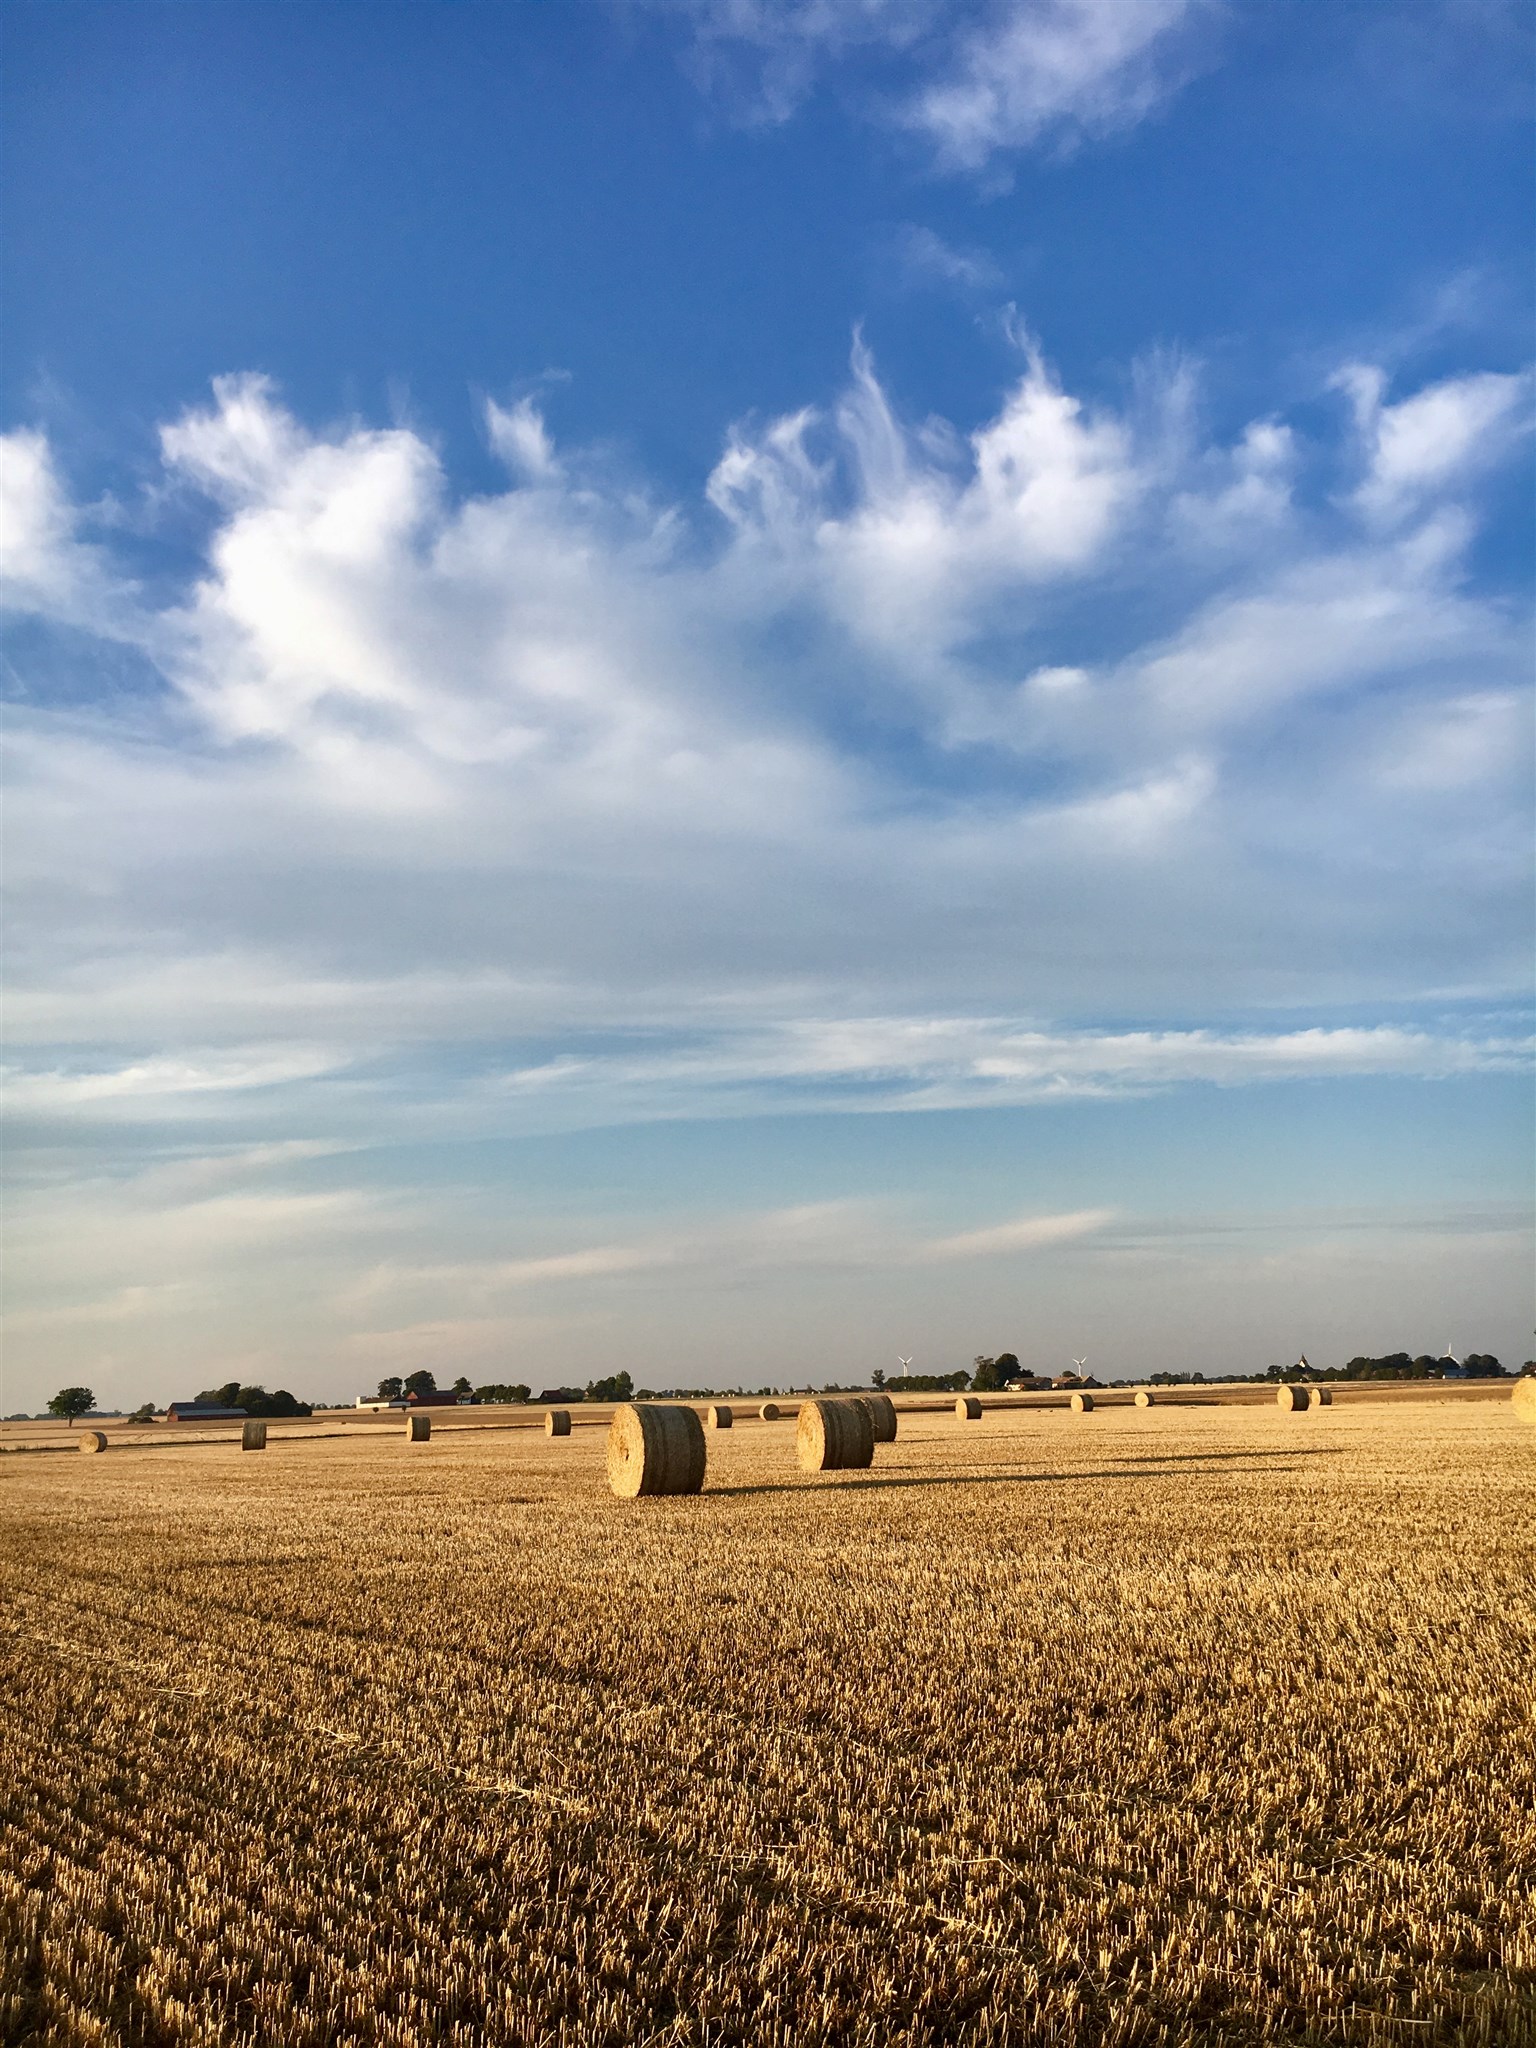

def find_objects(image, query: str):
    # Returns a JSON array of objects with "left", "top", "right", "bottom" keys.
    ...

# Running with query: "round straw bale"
[
  {"left": 545, "top": 1409, "right": 572, "bottom": 1438},
  {"left": 955, "top": 1395, "right": 982, "bottom": 1421},
  {"left": 241, "top": 1420, "right": 267, "bottom": 1452},
  {"left": 759, "top": 1402, "right": 781, "bottom": 1421},
  {"left": 608, "top": 1402, "right": 707, "bottom": 1497},
  {"left": 1276, "top": 1383, "right": 1311, "bottom": 1412},
  {"left": 1311, "top": 1387, "right": 1333, "bottom": 1408},
  {"left": 1134, "top": 1389, "right": 1154, "bottom": 1408},
  {"left": 406, "top": 1412, "right": 431, "bottom": 1443},
  {"left": 79, "top": 1430, "right": 107, "bottom": 1454},
  {"left": 857, "top": 1393, "right": 898, "bottom": 1443},
  {"left": 1511, "top": 1376, "right": 1536, "bottom": 1426},
  {"left": 1070, "top": 1391, "right": 1094, "bottom": 1414},
  {"left": 706, "top": 1404, "right": 733, "bottom": 1430},
  {"left": 797, "top": 1398, "right": 875, "bottom": 1472}
]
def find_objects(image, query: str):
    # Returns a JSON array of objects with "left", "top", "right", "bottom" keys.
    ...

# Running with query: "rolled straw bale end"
[
  {"left": 955, "top": 1395, "right": 982, "bottom": 1421},
  {"left": 1312, "top": 1387, "right": 1333, "bottom": 1408},
  {"left": 797, "top": 1398, "right": 874, "bottom": 1472},
  {"left": 1511, "top": 1376, "right": 1536, "bottom": 1427},
  {"left": 857, "top": 1393, "right": 898, "bottom": 1443},
  {"left": 79, "top": 1430, "right": 107, "bottom": 1454},
  {"left": 545, "top": 1409, "right": 572, "bottom": 1438},
  {"left": 406, "top": 1413, "right": 431, "bottom": 1443},
  {"left": 1070, "top": 1392, "right": 1094, "bottom": 1414},
  {"left": 608, "top": 1403, "right": 706, "bottom": 1497},
  {"left": 759, "top": 1402, "right": 781, "bottom": 1422},
  {"left": 241, "top": 1420, "right": 267, "bottom": 1452},
  {"left": 1276, "top": 1384, "right": 1310, "bottom": 1412},
  {"left": 706, "top": 1404, "right": 733, "bottom": 1430},
  {"left": 1134, "top": 1389, "right": 1154, "bottom": 1408}
]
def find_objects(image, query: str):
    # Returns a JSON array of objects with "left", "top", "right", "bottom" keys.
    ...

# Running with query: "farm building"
[{"left": 165, "top": 1403, "right": 248, "bottom": 1422}]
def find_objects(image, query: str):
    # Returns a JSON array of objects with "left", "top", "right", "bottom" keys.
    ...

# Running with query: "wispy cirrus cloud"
[
  {"left": 667, "top": 0, "right": 1223, "bottom": 170},
  {"left": 1334, "top": 361, "right": 1534, "bottom": 526},
  {"left": 922, "top": 1206, "right": 1114, "bottom": 1258},
  {"left": 4, "top": 339, "right": 1530, "bottom": 1103},
  {"left": 905, "top": 0, "right": 1220, "bottom": 170},
  {"left": 890, "top": 223, "right": 1004, "bottom": 293},
  {"left": 3, "top": 1020, "right": 1526, "bottom": 1157}
]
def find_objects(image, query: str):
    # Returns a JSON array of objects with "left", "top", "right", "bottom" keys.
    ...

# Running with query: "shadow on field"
[
  {"left": 708, "top": 1454, "right": 1335, "bottom": 1497},
  {"left": 1112, "top": 1448, "right": 1346, "bottom": 1466}
]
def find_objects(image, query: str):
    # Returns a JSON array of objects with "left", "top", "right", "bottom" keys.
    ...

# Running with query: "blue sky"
[{"left": 2, "top": 0, "right": 1532, "bottom": 1406}]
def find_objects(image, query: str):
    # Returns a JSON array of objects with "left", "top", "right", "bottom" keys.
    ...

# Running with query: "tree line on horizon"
[{"left": 38, "top": 1349, "right": 1528, "bottom": 1425}]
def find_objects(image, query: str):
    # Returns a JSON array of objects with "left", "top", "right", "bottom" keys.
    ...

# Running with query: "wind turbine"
[
  {"left": 1072, "top": 1357, "right": 1088, "bottom": 1374},
  {"left": 897, "top": 1357, "right": 913, "bottom": 1382},
  {"left": 1441, "top": 1341, "right": 1459, "bottom": 1364}
]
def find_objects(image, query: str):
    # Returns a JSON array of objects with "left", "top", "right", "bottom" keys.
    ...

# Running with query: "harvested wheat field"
[{"left": 2, "top": 1393, "right": 1532, "bottom": 2047}]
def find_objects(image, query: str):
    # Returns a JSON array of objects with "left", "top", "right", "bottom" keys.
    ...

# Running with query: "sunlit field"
[{"left": 3, "top": 1389, "right": 1532, "bottom": 2046}]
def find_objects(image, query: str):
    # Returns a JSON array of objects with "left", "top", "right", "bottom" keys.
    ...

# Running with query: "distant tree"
[
  {"left": 474, "top": 1383, "right": 531, "bottom": 1405},
  {"left": 127, "top": 1403, "right": 157, "bottom": 1424},
  {"left": 196, "top": 1381, "right": 243, "bottom": 1408},
  {"left": 211, "top": 1385, "right": 288, "bottom": 1418},
  {"left": 403, "top": 1368, "right": 437, "bottom": 1397},
  {"left": 970, "top": 1356, "right": 1005, "bottom": 1392},
  {"left": 47, "top": 1386, "right": 95, "bottom": 1426},
  {"left": 1460, "top": 1354, "right": 1506, "bottom": 1377},
  {"left": 451, "top": 1376, "right": 473, "bottom": 1398},
  {"left": 376, "top": 1376, "right": 404, "bottom": 1401},
  {"left": 871, "top": 1368, "right": 886, "bottom": 1390},
  {"left": 1343, "top": 1354, "right": 1414, "bottom": 1381},
  {"left": 235, "top": 1386, "right": 311, "bottom": 1418},
  {"left": 585, "top": 1370, "right": 634, "bottom": 1404},
  {"left": 994, "top": 1352, "right": 1020, "bottom": 1378}
]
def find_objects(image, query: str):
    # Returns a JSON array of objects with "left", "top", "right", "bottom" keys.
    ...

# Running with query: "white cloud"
[
  {"left": 456, "top": 1244, "right": 666, "bottom": 1288},
  {"left": 0, "top": 429, "right": 133, "bottom": 633},
  {"left": 1129, "top": 513, "right": 1521, "bottom": 735},
  {"left": 467, "top": 1019, "right": 1529, "bottom": 1131},
  {"left": 922, "top": 1206, "right": 1114, "bottom": 1257},
  {"left": 710, "top": 333, "right": 1141, "bottom": 661},
  {"left": 1170, "top": 417, "right": 1296, "bottom": 550},
  {"left": 8, "top": 1015, "right": 1516, "bottom": 1160},
  {"left": 669, "top": 0, "right": 1220, "bottom": 170},
  {"left": 1337, "top": 363, "right": 1534, "bottom": 525},
  {"left": 670, "top": 0, "right": 938, "bottom": 125},
  {"left": 338, "top": 1198, "right": 1118, "bottom": 1325},
  {"left": 3, "top": 1048, "right": 346, "bottom": 1115},
  {"left": 1373, "top": 689, "right": 1530, "bottom": 794},
  {"left": 908, "top": 0, "right": 1218, "bottom": 170},
  {"left": 2, "top": 341, "right": 1530, "bottom": 1130},
  {"left": 892, "top": 223, "right": 1003, "bottom": 291},
  {"left": 485, "top": 396, "right": 562, "bottom": 484}
]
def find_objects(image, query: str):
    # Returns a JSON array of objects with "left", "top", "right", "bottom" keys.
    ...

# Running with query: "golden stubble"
[{"left": 2, "top": 1397, "right": 1532, "bottom": 2046}]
